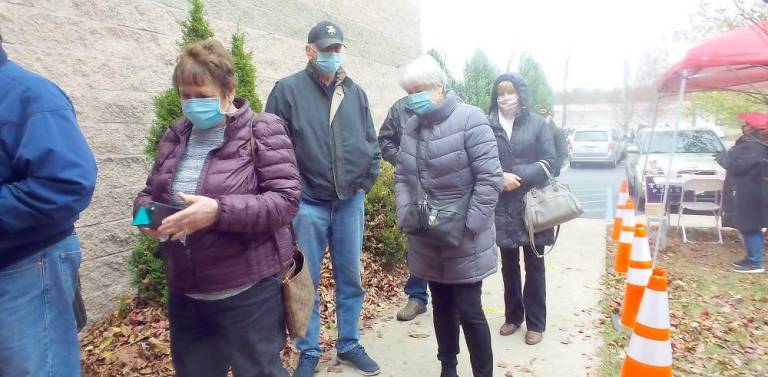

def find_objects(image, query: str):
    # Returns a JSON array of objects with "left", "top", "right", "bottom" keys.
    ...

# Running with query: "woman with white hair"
[{"left": 394, "top": 55, "right": 503, "bottom": 377}]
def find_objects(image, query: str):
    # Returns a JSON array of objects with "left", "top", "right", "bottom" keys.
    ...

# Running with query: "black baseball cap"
[{"left": 308, "top": 21, "right": 344, "bottom": 49}]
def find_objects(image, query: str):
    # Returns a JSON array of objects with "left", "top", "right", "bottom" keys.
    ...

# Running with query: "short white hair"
[{"left": 399, "top": 55, "right": 447, "bottom": 91}]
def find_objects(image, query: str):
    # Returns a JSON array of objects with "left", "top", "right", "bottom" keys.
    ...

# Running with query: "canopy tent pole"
[
  {"left": 635, "top": 94, "right": 662, "bottom": 206},
  {"left": 653, "top": 70, "right": 688, "bottom": 265}
]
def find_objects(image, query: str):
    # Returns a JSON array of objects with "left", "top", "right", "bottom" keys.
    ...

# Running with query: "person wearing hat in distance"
[
  {"left": 265, "top": 21, "right": 381, "bottom": 376},
  {"left": 537, "top": 107, "right": 568, "bottom": 176},
  {"left": 716, "top": 112, "right": 768, "bottom": 274}
]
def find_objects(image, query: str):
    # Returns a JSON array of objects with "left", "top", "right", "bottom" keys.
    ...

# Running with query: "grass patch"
[{"left": 598, "top": 226, "right": 768, "bottom": 376}]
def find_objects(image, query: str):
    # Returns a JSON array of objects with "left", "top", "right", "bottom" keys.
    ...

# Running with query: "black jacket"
[
  {"left": 378, "top": 96, "right": 415, "bottom": 165},
  {"left": 717, "top": 132, "right": 768, "bottom": 231},
  {"left": 489, "top": 73, "right": 557, "bottom": 249},
  {"left": 265, "top": 64, "right": 381, "bottom": 201},
  {"left": 546, "top": 119, "right": 569, "bottom": 176}
]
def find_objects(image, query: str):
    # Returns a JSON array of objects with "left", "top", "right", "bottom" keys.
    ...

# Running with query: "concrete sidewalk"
[{"left": 315, "top": 218, "right": 607, "bottom": 377}]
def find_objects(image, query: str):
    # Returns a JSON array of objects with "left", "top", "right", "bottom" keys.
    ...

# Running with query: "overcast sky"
[{"left": 420, "top": 0, "right": 704, "bottom": 91}]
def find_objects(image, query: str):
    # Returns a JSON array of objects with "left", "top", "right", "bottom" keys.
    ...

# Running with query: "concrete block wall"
[{"left": 0, "top": 0, "right": 421, "bottom": 318}]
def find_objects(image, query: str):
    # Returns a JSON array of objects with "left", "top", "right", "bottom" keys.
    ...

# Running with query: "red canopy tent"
[
  {"left": 658, "top": 21, "right": 768, "bottom": 94},
  {"left": 646, "top": 22, "right": 768, "bottom": 260}
]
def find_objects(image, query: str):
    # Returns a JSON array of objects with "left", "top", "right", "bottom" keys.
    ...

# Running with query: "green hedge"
[{"left": 364, "top": 162, "right": 408, "bottom": 268}]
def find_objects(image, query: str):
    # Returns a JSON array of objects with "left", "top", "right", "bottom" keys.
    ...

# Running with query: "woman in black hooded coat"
[{"left": 489, "top": 73, "right": 557, "bottom": 345}]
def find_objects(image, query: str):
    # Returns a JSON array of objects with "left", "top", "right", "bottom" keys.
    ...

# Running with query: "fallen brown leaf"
[{"left": 408, "top": 330, "right": 431, "bottom": 339}]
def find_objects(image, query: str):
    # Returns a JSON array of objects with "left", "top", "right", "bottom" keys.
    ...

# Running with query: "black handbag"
[{"left": 399, "top": 140, "right": 472, "bottom": 248}]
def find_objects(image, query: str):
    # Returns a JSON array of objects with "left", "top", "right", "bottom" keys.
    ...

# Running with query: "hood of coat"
[{"left": 488, "top": 72, "right": 530, "bottom": 124}]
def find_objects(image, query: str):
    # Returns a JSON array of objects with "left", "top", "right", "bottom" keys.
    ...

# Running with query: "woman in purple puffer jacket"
[{"left": 133, "top": 39, "right": 300, "bottom": 377}]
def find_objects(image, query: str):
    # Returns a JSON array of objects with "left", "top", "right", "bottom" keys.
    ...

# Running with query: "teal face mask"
[
  {"left": 315, "top": 52, "right": 342, "bottom": 75},
  {"left": 182, "top": 98, "right": 225, "bottom": 130},
  {"left": 408, "top": 91, "right": 434, "bottom": 115}
]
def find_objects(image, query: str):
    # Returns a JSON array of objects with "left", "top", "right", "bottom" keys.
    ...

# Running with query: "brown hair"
[
  {"left": 173, "top": 39, "right": 237, "bottom": 94},
  {"left": 496, "top": 81, "right": 516, "bottom": 95}
]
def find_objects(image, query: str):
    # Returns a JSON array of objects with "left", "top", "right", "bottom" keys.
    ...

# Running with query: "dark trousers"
[
  {"left": 168, "top": 276, "right": 289, "bottom": 377},
  {"left": 428, "top": 281, "right": 493, "bottom": 377},
  {"left": 500, "top": 246, "right": 547, "bottom": 332}
]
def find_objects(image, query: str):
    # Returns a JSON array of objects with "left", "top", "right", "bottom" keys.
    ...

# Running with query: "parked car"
[
  {"left": 625, "top": 127, "right": 726, "bottom": 206},
  {"left": 569, "top": 127, "right": 625, "bottom": 168}
]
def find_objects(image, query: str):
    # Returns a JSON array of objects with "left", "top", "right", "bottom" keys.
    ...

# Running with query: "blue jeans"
[
  {"left": 739, "top": 230, "right": 765, "bottom": 267},
  {"left": 294, "top": 192, "right": 366, "bottom": 356},
  {"left": 404, "top": 274, "right": 428, "bottom": 305},
  {"left": 0, "top": 233, "right": 82, "bottom": 377}
]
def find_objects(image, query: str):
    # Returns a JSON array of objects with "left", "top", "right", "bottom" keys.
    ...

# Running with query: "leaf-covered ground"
[
  {"left": 81, "top": 252, "right": 408, "bottom": 376},
  {"left": 599, "top": 227, "right": 768, "bottom": 376}
]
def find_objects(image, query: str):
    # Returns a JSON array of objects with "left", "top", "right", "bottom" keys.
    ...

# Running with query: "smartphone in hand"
[{"left": 133, "top": 202, "right": 184, "bottom": 229}]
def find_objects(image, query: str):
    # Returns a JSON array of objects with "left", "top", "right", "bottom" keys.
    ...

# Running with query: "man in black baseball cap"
[
  {"left": 265, "top": 21, "right": 381, "bottom": 377},
  {"left": 307, "top": 20, "right": 345, "bottom": 49},
  {"left": 302, "top": 21, "right": 345, "bottom": 79}
]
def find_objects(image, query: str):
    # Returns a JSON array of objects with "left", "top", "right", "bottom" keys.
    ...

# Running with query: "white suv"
[{"left": 569, "top": 128, "right": 624, "bottom": 168}]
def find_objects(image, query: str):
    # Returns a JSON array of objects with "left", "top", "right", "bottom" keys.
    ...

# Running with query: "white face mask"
[{"left": 497, "top": 93, "right": 519, "bottom": 117}]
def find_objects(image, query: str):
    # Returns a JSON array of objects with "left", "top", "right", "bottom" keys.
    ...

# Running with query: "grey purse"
[{"left": 524, "top": 161, "right": 583, "bottom": 257}]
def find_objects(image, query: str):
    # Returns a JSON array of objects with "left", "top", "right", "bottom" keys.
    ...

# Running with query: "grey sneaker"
[
  {"left": 292, "top": 353, "right": 320, "bottom": 377},
  {"left": 733, "top": 264, "right": 765, "bottom": 274},
  {"left": 732, "top": 258, "right": 751, "bottom": 268},
  {"left": 396, "top": 299, "right": 427, "bottom": 321},
  {"left": 337, "top": 345, "right": 380, "bottom": 375}
]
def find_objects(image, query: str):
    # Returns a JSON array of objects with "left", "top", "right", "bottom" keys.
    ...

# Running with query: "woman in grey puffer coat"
[
  {"left": 489, "top": 73, "right": 556, "bottom": 346},
  {"left": 394, "top": 55, "right": 503, "bottom": 377}
]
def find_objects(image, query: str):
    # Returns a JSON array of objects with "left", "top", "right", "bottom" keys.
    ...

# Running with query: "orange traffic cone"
[
  {"left": 620, "top": 223, "right": 653, "bottom": 328},
  {"left": 614, "top": 199, "right": 636, "bottom": 274},
  {"left": 611, "top": 180, "right": 630, "bottom": 241},
  {"left": 620, "top": 268, "right": 672, "bottom": 377}
]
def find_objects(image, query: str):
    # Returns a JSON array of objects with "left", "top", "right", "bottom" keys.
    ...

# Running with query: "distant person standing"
[
  {"left": 0, "top": 32, "right": 98, "bottom": 376},
  {"left": 378, "top": 96, "right": 430, "bottom": 322},
  {"left": 716, "top": 112, "right": 768, "bottom": 274},
  {"left": 265, "top": 21, "right": 382, "bottom": 377},
  {"left": 538, "top": 107, "right": 568, "bottom": 176}
]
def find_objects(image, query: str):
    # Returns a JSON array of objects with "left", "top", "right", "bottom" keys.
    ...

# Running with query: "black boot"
[{"left": 440, "top": 359, "right": 458, "bottom": 377}]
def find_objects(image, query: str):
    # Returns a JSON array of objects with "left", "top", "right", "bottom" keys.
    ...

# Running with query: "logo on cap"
[{"left": 326, "top": 25, "right": 337, "bottom": 35}]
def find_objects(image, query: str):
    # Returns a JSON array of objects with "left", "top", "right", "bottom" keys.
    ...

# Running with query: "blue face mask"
[
  {"left": 315, "top": 52, "right": 342, "bottom": 75},
  {"left": 182, "top": 97, "right": 225, "bottom": 130},
  {"left": 408, "top": 91, "right": 434, "bottom": 115}
]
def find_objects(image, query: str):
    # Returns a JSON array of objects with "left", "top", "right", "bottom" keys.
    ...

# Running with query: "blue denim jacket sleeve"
[{"left": 0, "top": 107, "right": 97, "bottom": 233}]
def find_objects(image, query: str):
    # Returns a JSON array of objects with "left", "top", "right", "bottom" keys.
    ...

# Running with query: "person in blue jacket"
[{"left": 0, "top": 33, "right": 97, "bottom": 376}]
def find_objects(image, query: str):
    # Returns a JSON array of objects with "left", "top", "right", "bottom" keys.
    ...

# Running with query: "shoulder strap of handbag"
[
  {"left": 414, "top": 135, "right": 426, "bottom": 201},
  {"left": 529, "top": 224, "right": 560, "bottom": 258},
  {"left": 249, "top": 116, "right": 295, "bottom": 278},
  {"left": 529, "top": 160, "right": 557, "bottom": 258},
  {"left": 536, "top": 160, "right": 554, "bottom": 182}
]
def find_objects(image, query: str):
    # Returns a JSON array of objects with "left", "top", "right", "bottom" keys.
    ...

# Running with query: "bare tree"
[{"left": 562, "top": 50, "right": 571, "bottom": 128}]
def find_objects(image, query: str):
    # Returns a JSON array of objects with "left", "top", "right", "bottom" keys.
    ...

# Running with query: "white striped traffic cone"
[
  {"left": 614, "top": 199, "right": 636, "bottom": 274},
  {"left": 620, "top": 268, "right": 673, "bottom": 377},
  {"left": 620, "top": 223, "right": 653, "bottom": 329},
  {"left": 611, "top": 180, "right": 630, "bottom": 241}
]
